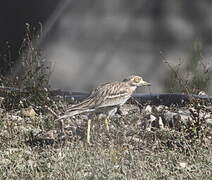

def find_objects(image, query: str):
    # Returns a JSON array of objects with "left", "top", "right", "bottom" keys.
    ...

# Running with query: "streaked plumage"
[{"left": 58, "top": 75, "right": 151, "bottom": 144}]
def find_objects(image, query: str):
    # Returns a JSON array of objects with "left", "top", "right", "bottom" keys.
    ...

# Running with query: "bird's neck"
[{"left": 131, "top": 86, "right": 137, "bottom": 92}]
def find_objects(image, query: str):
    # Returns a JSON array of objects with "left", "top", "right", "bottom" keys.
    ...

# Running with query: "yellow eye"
[{"left": 133, "top": 76, "right": 141, "bottom": 83}]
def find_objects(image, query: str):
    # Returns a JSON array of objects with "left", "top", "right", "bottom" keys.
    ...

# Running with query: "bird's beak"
[{"left": 140, "top": 80, "right": 151, "bottom": 86}]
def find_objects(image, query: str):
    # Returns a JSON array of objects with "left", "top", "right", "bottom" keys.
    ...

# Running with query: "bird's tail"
[
  {"left": 57, "top": 96, "right": 96, "bottom": 120},
  {"left": 57, "top": 109, "right": 92, "bottom": 120},
  {"left": 69, "top": 96, "right": 97, "bottom": 110}
]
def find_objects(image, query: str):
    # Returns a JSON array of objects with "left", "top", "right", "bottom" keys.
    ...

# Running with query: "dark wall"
[{"left": 0, "top": 0, "right": 59, "bottom": 59}]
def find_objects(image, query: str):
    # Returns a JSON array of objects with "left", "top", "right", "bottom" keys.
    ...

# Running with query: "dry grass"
[{"left": 0, "top": 101, "right": 211, "bottom": 180}]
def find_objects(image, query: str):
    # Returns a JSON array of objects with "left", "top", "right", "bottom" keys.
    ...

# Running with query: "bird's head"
[{"left": 123, "top": 75, "right": 151, "bottom": 87}]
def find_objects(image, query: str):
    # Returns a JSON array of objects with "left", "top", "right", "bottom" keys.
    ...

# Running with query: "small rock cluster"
[{"left": 142, "top": 104, "right": 212, "bottom": 131}]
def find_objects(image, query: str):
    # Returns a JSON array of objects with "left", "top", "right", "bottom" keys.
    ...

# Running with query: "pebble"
[{"left": 21, "top": 106, "right": 36, "bottom": 117}]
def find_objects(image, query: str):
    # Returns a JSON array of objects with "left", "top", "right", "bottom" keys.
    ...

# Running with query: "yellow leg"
[
  {"left": 105, "top": 117, "right": 110, "bottom": 132},
  {"left": 87, "top": 119, "right": 91, "bottom": 144}
]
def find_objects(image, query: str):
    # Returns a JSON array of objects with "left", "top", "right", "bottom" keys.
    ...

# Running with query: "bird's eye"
[{"left": 133, "top": 76, "right": 141, "bottom": 83}]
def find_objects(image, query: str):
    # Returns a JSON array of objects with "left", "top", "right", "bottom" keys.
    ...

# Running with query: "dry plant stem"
[
  {"left": 163, "top": 60, "right": 196, "bottom": 103},
  {"left": 45, "top": 106, "right": 58, "bottom": 118},
  {"left": 164, "top": 61, "right": 195, "bottom": 103},
  {"left": 130, "top": 97, "right": 143, "bottom": 112},
  {"left": 164, "top": 60, "right": 190, "bottom": 95}
]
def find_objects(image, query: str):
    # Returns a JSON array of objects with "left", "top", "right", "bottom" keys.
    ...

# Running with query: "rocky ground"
[{"left": 0, "top": 94, "right": 212, "bottom": 179}]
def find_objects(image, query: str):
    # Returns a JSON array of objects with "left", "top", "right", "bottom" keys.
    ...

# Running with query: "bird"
[{"left": 58, "top": 75, "right": 151, "bottom": 144}]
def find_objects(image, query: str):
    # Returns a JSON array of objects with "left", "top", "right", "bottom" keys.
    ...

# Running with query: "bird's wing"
[
  {"left": 90, "top": 82, "right": 131, "bottom": 108},
  {"left": 65, "top": 82, "right": 130, "bottom": 114}
]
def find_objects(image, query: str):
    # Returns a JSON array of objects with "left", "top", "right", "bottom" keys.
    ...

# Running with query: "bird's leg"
[
  {"left": 87, "top": 119, "right": 92, "bottom": 144},
  {"left": 97, "top": 114, "right": 110, "bottom": 132},
  {"left": 104, "top": 106, "right": 118, "bottom": 133},
  {"left": 59, "top": 119, "right": 65, "bottom": 134},
  {"left": 104, "top": 116, "right": 110, "bottom": 132}
]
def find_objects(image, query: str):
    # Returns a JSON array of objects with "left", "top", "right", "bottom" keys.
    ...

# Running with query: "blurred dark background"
[
  {"left": 0, "top": 0, "right": 212, "bottom": 92},
  {"left": 0, "top": 0, "right": 59, "bottom": 54}
]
